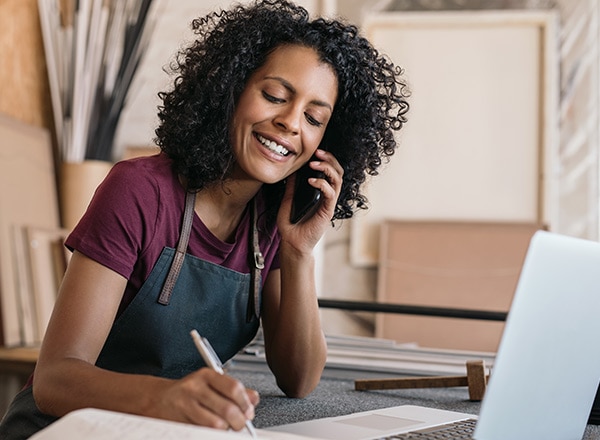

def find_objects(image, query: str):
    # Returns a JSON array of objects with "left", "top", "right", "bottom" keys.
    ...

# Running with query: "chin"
[{"left": 258, "top": 176, "right": 285, "bottom": 186}]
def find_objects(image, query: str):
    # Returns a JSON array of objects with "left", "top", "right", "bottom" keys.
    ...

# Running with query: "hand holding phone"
[{"left": 290, "top": 158, "right": 324, "bottom": 224}]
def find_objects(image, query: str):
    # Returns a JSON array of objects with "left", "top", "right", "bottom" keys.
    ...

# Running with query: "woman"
[{"left": 0, "top": 0, "right": 409, "bottom": 438}]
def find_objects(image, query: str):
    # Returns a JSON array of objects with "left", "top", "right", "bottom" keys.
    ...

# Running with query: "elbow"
[
  {"left": 277, "top": 376, "right": 321, "bottom": 399},
  {"left": 32, "top": 363, "right": 68, "bottom": 417},
  {"left": 32, "top": 378, "right": 57, "bottom": 416},
  {"left": 268, "top": 336, "right": 328, "bottom": 398},
  {"left": 275, "top": 356, "right": 326, "bottom": 398}
]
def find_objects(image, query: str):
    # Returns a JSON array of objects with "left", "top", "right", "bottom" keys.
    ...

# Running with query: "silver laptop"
[{"left": 268, "top": 231, "right": 600, "bottom": 440}]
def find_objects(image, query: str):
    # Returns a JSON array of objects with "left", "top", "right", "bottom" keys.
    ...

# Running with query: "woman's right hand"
[
  {"left": 34, "top": 251, "right": 257, "bottom": 432},
  {"left": 150, "top": 368, "right": 259, "bottom": 431}
]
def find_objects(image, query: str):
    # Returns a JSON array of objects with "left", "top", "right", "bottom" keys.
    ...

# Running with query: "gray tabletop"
[{"left": 229, "top": 362, "right": 600, "bottom": 439}]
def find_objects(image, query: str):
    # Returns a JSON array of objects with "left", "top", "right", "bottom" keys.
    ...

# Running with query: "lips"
[{"left": 256, "top": 134, "right": 290, "bottom": 156}]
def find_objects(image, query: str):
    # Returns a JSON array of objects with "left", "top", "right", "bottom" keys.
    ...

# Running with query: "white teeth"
[{"left": 257, "top": 134, "right": 290, "bottom": 156}]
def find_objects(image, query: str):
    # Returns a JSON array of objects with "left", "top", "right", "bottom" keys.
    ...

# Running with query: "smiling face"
[{"left": 229, "top": 44, "right": 338, "bottom": 184}]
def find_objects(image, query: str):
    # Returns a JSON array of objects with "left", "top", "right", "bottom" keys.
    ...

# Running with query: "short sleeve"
[{"left": 64, "top": 160, "right": 161, "bottom": 279}]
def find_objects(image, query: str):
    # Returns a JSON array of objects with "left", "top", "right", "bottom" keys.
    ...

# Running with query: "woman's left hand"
[{"left": 277, "top": 148, "right": 343, "bottom": 253}]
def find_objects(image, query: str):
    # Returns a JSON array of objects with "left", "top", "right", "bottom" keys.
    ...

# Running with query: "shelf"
[{"left": 0, "top": 346, "right": 39, "bottom": 375}]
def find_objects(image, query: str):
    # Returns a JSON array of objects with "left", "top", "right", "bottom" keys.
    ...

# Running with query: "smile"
[{"left": 256, "top": 134, "right": 290, "bottom": 156}]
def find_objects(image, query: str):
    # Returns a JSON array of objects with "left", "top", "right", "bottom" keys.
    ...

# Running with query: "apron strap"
[
  {"left": 247, "top": 198, "right": 264, "bottom": 322},
  {"left": 158, "top": 191, "right": 264, "bottom": 318},
  {"left": 158, "top": 191, "right": 196, "bottom": 305}
]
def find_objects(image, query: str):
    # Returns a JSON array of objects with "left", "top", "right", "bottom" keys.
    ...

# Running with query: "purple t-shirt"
[{"left": 65, "top": 153, "right": 281, "bottom": 317}]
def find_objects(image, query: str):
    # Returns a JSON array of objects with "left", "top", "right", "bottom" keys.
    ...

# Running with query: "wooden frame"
[{"left": 350, "top": 10, "right": 559, "bottom": 267}]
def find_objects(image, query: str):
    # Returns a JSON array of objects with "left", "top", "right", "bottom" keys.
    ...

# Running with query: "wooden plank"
[
  {"left": 0, "top": 346, "right": 38, "bottom": 375},
  {"left": 26, "top": 226, "right": 70, "bottom": 343},
  {"left": 0, "top": 114, "right": 59, "bottom": 346},
  {"left": 376, "top": 220, "right": 541, "bottom": 352},
  {"left": 0, "top": 0, "right": 54, "bottom": 129}
]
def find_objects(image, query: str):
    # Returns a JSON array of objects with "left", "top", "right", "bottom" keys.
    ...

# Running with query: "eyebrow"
[{"left": 264, "top": 76, "right": 334, "bottom": 111}]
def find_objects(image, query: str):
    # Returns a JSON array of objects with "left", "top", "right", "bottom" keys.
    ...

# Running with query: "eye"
[
  {"left": 262, "top": 91, "right": 284, "bottom": 104},
  {"left": 305, "top": 113, "right": 323, "bottom": 128}
]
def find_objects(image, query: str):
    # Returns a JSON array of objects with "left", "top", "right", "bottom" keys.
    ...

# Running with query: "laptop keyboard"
[{"left": 381, "top": 418, "right": 478, "bottom": 439}]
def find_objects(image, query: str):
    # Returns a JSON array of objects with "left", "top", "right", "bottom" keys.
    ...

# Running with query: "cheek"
[
  {"left": 230, "top": 93, "right": 253, "bottom": 131},
  {"left": 309, "top": 131, "right": 327, "bottom": 152},
  {"left": 229, "top": 103, "right": 253, "bottom": 146}
]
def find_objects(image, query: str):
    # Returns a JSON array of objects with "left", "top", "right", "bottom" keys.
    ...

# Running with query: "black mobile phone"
[{"left": 290, "top": 158, "right": 324, "bottom": 224}]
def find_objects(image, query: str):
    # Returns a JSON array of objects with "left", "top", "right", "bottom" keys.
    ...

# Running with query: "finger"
[
  {"left": 314, "top": 149, "right": 344, "bottom": 178},
  {"left": 309, "top": 162, "right": 342, "bottom": 199},
  {"left": 182, "top": 370, "right": 255, "bottom": 431},
  {"left": 208, "top": 374, "right": 257, "bottom": 428},
  {"left": 309, "top": 175, "right": 336, "bottom": 206},
  {"left": 183, "top": 400, "right": 230, "bottom": 430},
  {"left": 310, "top": 156, "right": 342, "bottom": 190},
  {"left": 166, "top": 373, "right": 230, "bottom": 429},
  {"left": 247, "top": 388, "right": 260, "bottom": 407},
  {"left": 186, "top": 384, "right": 250, "bottom": 431},
  {"left": 211, "top": 374, "right": 257, "bottom": 414}
]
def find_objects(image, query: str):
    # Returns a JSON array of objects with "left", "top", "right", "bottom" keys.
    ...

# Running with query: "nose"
[{"left": 273, "top": 104, "right": 301, "bottom": 135}]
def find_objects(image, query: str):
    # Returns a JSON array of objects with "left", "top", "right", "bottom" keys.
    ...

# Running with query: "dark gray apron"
[{"left": 0, "top": 191, "right": 263, "bottom": 439}]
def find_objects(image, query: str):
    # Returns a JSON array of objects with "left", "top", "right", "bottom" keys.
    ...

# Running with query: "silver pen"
[{"left": 190, "top": 329, "right": 258, "bottom": 439}]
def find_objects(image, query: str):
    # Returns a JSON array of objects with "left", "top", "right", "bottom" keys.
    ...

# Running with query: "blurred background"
[{"left": 0, "top": 0, "right": 597, "bottom": 345}]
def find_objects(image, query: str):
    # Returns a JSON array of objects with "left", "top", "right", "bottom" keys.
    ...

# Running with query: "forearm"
[
  {"left": 34, "top": 356, "right": 259, "bottom": 430},
  {"left": 33, "top": 358, "right": 172, "bottom": 418},
  {"left": 264, "top": 244, "right": 327, "bottom": 398}
]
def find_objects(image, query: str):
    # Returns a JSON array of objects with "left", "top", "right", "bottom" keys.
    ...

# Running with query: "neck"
[{"left": 193, "top": 180, "right": 261, "bottom": 243}]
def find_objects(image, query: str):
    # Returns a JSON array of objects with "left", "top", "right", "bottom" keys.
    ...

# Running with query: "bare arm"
[
  {"left": 261, "top": 259, "right": 326, "bottom": 398},
  {"left": 261, "top": 149, "right": 343, "bottom": 397},
  {"left": 33, "top": 251, "right": 257, "bottom": 431}
]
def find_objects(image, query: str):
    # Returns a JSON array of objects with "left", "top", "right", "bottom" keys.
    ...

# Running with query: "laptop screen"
[{"left": 589, "top": 385, "right": 600, "bottom": 425}]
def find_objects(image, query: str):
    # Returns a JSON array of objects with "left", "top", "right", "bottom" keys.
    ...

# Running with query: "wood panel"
[
  {"left": 0, "top": 0, "right": 53, "bottom": 131},
  {"left": 376, "top": 220, "right": 542, "bottom": 352},
  {"left": 0, "top": 114, "right": 59, "bottom": 347}
]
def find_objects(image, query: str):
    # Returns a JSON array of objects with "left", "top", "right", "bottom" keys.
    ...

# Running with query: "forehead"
[{"left": 252, "top": 45, "right": 338, "bottom": 104}]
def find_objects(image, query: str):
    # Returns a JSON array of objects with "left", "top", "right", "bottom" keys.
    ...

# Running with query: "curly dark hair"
[{"left": 154, "top": 0, "right": 409, "bottom": 221}]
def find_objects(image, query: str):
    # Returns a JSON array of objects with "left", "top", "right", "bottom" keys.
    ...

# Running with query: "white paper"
[{"left": 30, "top": 408, "right": 316, "bottom": 440}]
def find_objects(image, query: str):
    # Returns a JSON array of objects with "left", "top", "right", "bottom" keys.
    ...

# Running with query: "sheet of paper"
[{"left": 30, "top": 408, "right": 316, "bottom": 440}]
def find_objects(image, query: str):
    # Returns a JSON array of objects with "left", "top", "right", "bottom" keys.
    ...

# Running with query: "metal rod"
[{"left": 317, "top": 299, "right": 507, "bottom": 321}]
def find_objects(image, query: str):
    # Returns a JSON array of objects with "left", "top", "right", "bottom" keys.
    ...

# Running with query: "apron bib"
[
  {"left": 95, "top": 190, "right": 263, "bottom": 377},
  {"left": 95, "top": 245, "right": 260, "bottom": 378}
]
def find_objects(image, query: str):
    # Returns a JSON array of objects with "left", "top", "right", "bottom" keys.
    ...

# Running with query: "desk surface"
[
  {"left": 228, "top": 362, "right": 600, "bottom": 439},
  {"left": 1, "top": 348, "right": 599, "bottom": 439}
]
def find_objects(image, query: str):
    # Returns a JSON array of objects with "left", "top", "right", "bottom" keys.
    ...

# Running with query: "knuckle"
[
  {"left": 206, "top": 416, "right": 228, "bottom": 430},
  {"left": 223, "top": 403, "right": 239, "bottom": 420},
  {"left": 228, "top": 379, "right": 246, "bottom": 396}
]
